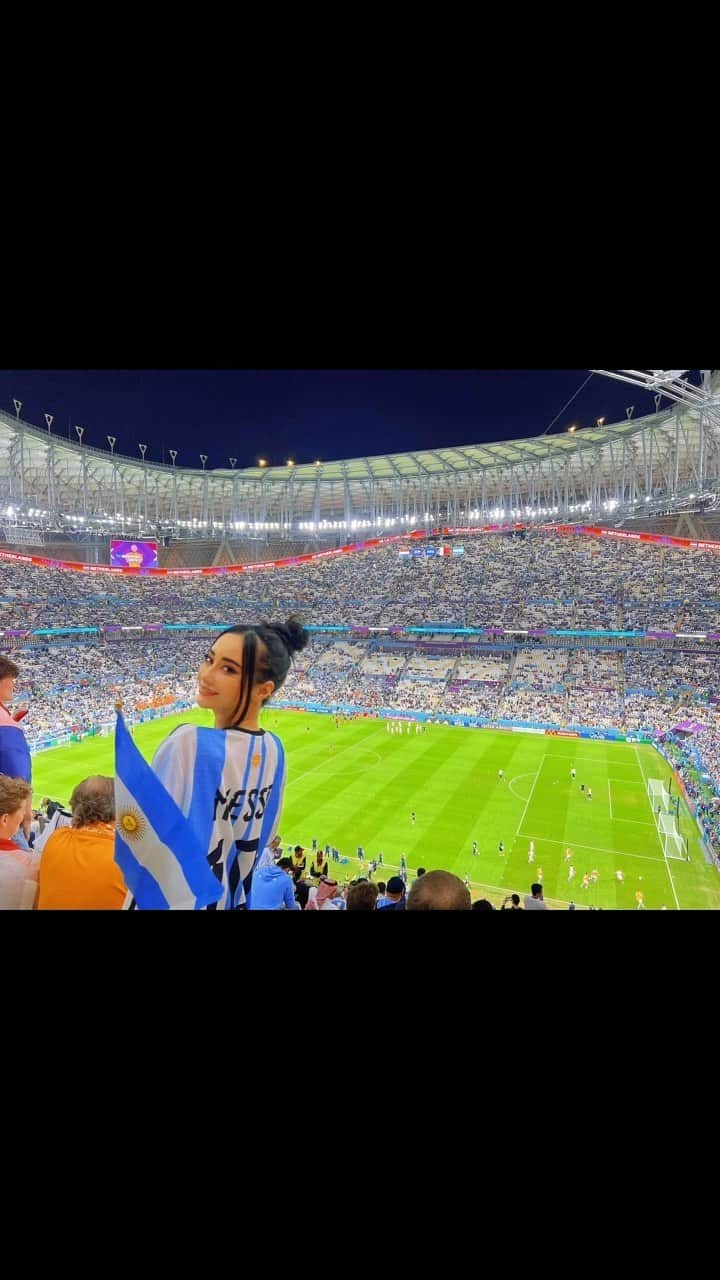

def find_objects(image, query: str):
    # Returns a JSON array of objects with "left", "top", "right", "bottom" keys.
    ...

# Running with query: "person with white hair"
[{"left": 256, "top": 833, "right": 283, "bottom": 870}]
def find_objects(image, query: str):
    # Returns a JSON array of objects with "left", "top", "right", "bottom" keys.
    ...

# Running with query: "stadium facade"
[{"left": 2, "top": 370, "right": 720, "bottom": 564}]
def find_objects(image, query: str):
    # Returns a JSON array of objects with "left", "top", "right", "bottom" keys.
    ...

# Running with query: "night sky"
[{"left": 0, "top": 369, "right": 669, "bottom": 472}]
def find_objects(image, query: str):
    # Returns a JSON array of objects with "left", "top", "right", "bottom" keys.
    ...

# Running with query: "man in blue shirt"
[
  {"left": 249, "top": 856, "right": 300, "bottom": 910},
  {"left": 377, "top": 875, "right": 406, "bottom": 911}
]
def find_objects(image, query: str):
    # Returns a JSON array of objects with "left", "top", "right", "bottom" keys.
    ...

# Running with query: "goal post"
[
  {"left": 657, "top": 812, "right": 682, "bottom": 858},
  {"left": 647, "top": 780, "right": 690, "bottom": 861}
]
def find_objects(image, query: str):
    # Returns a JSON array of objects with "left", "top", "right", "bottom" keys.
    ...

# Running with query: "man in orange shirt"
[{"left": 38, "top": 776, "right": 126, "bottom": 909}]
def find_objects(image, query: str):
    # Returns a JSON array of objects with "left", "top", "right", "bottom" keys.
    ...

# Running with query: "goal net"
[
  {"left": 647, "top": 778, "right": 671, "bottom": 814},
  {"left": 664, "top": 831, "right": 686, "bottom": 860},
  {"left": 658, "top": 812, "right": 684, "bottom": 859}
]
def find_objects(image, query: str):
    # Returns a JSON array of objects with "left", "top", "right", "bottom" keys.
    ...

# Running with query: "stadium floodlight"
[
  {"left": 169, "top": 450, "right": 177, "bottom": 467},
  {"left": 13, "top": 399, "right": 21, "bottom": 419},
  {"left": 75, "top": 426, "right": 85, "bottom": 445},
  {"left": 229, "top": 457, "right": 237, "bottom": 469},
  {"left": 200, "top": 455, "right": 208, "bottom": 470},
  {"left": 44, "top": 413, "right": 54, "bottom": 433},
  {"left": 139, "top": 444, "right": 148, "bottom": 461},
  {"left": 107, "top": 435, "right": 116, "bottom": 456}
]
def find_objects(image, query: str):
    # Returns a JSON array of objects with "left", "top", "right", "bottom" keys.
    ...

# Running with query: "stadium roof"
[
  {"left": 212, "top": 417, "right": 657, "bottom": 482},
  {"left": 1, "top": 374, "right": 719, "bottom": 535},
  {"left": 0, "top": 403, "right": 707, "bottom": 480}
]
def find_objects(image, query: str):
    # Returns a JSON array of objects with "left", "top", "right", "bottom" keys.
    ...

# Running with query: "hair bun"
[
  {"left": 282, "top": 614, "right": 309, "bottom": 654},
  {"left": 255, "top": 615, "right": 309, "bottom": 660},
  {"left": 260, "top": 615, "right": 308, "bottom": 655}
]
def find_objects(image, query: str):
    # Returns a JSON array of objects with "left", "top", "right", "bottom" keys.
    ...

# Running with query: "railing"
[{"left": 28, "top": 699, "right": 193, "bottom": 754}]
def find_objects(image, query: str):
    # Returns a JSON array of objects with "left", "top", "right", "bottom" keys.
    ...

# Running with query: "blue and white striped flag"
[{"left": 114, "top": 710, "right": 223, "bottom": 910}]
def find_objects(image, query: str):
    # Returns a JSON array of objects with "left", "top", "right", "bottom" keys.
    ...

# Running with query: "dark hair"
[
  {"left": 530, "top": 883, "right": 543, "bottom": 896},
  {"left": 471, "top": 898, "right": 495, "bottom": 912},
  {"left": 416, "top": 867, "right": 426, "bottom": 877},
  {"left": 295, "top": 880, "right": 310, "bottom": 909},
  {"left": 511, "top": 893, "right": 520, "bottom": 906},
  {"left": 0, "top": 656, "right": 20, "bottom": 681},
  {"left": 277, "top": 856, "right": 293, "bottom": 870},
  {"left": 376, "top": 881, "right": 386, "bottom": 895},
  {"left": 217, "top": 614, "right": 308, "bottom": 728}
]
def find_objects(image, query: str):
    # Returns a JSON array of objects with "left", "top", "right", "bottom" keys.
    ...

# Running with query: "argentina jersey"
[{"left": 124, "top": 723, "right": 285, "bottom": 910}]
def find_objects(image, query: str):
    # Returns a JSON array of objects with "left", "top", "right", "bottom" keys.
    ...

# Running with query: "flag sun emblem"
[
  {"left": 252, "top": 753, "right": 262, "bottom": 767},
  {"left": 119, "top": 808, "right": 146, "bottom": 841}
]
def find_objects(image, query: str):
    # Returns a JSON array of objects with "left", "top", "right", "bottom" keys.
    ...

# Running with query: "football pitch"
[{"left": 30, "top": 709, "right": 720, "bottom": 910}]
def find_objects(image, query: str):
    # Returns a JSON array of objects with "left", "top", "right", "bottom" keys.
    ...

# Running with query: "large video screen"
[{"left": 110, "top": 539, "right": 159, "bottom": 569}]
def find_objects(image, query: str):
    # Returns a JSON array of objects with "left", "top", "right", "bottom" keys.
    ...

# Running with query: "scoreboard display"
[
  {"left": 110, "top": 539, "right": 159, "bottom": 569},
  {"left": 399, "top": 545, "right": 464, "bottom": 559}
]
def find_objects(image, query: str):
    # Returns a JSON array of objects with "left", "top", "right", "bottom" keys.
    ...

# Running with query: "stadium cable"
[{"left": 540, "top": 371, "right": 596, "bottom": 435}]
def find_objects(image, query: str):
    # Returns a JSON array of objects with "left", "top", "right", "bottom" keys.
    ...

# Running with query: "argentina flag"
[{"left": 114, "top": 711, "right": 223, "bottom": 910}]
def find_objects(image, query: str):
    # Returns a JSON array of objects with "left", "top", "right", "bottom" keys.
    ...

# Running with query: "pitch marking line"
[
  {"left": 517, "top": 831, "right": 664, "bottom": 864},
  {"left": 508, "top": 772, "right": 537, "bottom": 803},
  {"left": 544, "top": 753, "right": 642, "bottom": 768},
  {"left": 515, "top": 755, "right": 546, "bottom": 838},
  {"left": 633, "top": 744, "right": 681, "bottom": 911}
]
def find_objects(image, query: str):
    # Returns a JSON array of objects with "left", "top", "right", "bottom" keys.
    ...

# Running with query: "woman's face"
[
  {"left": 198, "top": 633, "right": 274, "bottom": 728},
  {"left": 198, "top": 633, "right": 248, "bottom": 727}
]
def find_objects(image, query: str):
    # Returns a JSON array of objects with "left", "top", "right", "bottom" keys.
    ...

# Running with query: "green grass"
[{"left": 31, "top": 709, "right": 720, "bottom": 910}]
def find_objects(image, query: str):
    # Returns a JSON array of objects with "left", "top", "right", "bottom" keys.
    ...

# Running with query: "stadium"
[{"left": 2, "top": 369, "right": 720, "bottom": 910}]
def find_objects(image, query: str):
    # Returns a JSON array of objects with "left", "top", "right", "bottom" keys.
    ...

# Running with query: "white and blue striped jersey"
[{"left": 125, "top": 723, "right": 286, "bottom": 910}]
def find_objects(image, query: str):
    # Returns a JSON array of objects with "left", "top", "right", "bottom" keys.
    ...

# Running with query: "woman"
[{"left": 125, "top": 615, "right": 308, "bottom": 910}]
